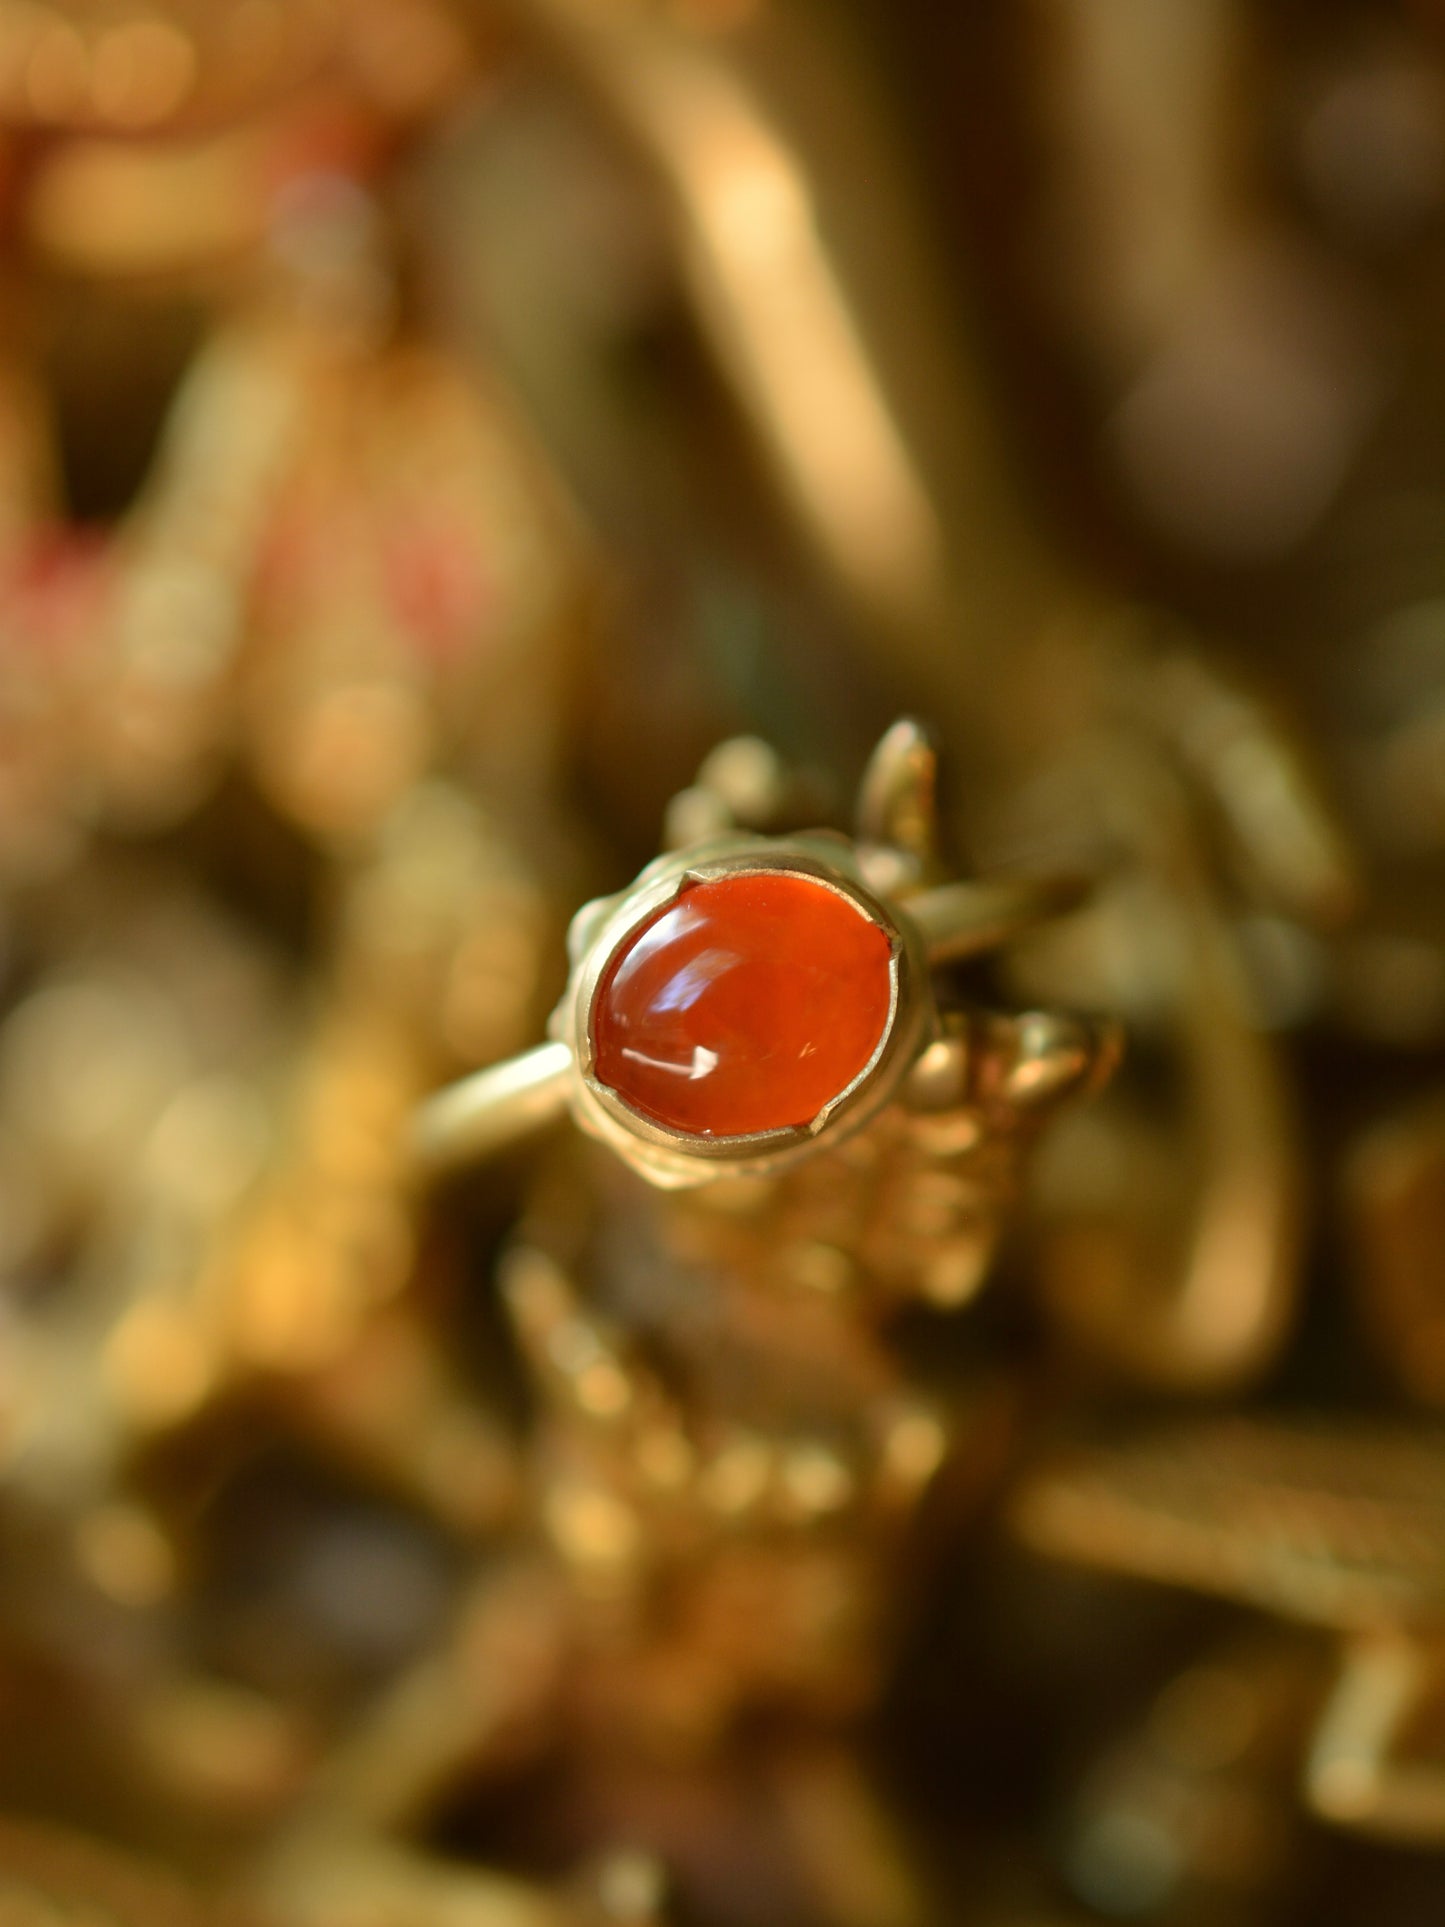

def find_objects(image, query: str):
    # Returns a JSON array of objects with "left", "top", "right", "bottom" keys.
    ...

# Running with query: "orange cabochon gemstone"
[{"left": 590, "top": 870, "right": 895, "bottom": 1138}]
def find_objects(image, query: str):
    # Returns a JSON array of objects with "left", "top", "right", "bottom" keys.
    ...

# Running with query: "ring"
[{"left": 411, "top": 723, "right": 1088, "bottom": 1190}]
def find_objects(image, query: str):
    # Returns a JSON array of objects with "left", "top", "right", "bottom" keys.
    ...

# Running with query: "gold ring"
[{"left": 412, "top": 725, "right": 1087, "bottom": 1190}]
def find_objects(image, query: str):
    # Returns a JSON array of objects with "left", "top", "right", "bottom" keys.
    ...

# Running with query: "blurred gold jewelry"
[
  {"left": 1015, "top": 1418, "right": 1445, "bottom": 1845},
  {"left": 0, "top": 1816, "right": 248, "bottom": 1927},
  {"left": 1346, "top": 1094, "right": 1445, "bottom": 1405}
]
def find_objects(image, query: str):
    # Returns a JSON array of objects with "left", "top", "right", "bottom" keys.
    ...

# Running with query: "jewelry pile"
[{"left": 1, "top": 7, "right": 1444, "bottom": 1927}]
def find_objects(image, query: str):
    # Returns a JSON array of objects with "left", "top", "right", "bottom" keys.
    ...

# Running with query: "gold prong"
[{"left": 856, "top": 717, "right": 939, "bottom": 862}]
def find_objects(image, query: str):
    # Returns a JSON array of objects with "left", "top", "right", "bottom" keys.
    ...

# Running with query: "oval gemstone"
[{"left": 590, "top": 870, "right": 894, "bottom": 1138}]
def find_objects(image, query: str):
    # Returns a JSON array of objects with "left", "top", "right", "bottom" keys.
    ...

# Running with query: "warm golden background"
[{"left": 0, "top": 4, "right": 1444, "bottom": 1925}]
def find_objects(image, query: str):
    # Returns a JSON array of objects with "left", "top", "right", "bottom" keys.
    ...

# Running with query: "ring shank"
[
  {"left": 906, "top": 874, "right": 1088, "bottom": 964},
  {"left": 410, "top": 1041, "right": 573, "bottom": 1179}
]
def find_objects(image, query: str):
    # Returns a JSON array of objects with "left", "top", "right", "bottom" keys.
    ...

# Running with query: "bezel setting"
[{"left": 549, "top": 835, "right": 932, "bottom": 1187}]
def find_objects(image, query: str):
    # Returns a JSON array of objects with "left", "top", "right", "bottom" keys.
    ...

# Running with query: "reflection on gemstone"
[{"left": 591, "top": 870, "right": 893, "bottom": 1137}]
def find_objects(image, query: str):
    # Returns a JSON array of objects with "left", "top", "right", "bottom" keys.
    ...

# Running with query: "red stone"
[{"left": 590, "top": 869, "right": 894, "bottom": 1138}]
